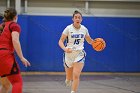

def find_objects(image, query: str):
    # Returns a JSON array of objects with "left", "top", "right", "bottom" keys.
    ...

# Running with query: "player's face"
[{"left": 72, "top": 14, "right": 82, "bottom": 25}]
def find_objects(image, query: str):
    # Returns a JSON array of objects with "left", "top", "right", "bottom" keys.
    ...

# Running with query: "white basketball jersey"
[{"left": 62, "top": 24, "right": 90, "bottom": 50}]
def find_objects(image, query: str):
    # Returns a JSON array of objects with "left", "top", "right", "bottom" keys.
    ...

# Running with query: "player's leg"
[
  {"left": 0, "top": 77, "right": 11, "bottom": 93},
  {"left": 65, "top": 67, "right": 73, "bottom": 87},
  {"left": 64, "top": 51, "right": 74, "bottom": 87},
  {"left": 7, "top": 74, "right": 23, "bottom": 93},
  {"left": 71, "top": 62, "right": 84, "bottom": 93}
]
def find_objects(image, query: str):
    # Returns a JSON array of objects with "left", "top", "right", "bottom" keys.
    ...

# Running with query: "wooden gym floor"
[{"left": 1, "top": 72, "right": 140, "bottom": 93}]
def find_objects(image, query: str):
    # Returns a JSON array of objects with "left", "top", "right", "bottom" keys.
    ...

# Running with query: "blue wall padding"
[{"left": 7, "top": 15, "right": 140, "bottom": 72}]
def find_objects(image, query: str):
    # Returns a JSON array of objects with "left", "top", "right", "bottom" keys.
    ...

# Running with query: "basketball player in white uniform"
[{"left": 58, "top": 10, "right": 93, "bottom": 93}]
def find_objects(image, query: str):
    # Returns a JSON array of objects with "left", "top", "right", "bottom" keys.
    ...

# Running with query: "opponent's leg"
[
  {"left": 0, "top": 77, "right": 11, "bottom": 93},
  {"left": 7, "top": 74, "right": 23, "bottom": 93}
]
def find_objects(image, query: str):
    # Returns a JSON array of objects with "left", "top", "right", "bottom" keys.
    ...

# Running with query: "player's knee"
[
  {"left": 9, "top": 74, "right": 23, "bottom": 86},
  {"left": 11, "top": 81, "right": 23, "bottom": 92},
  {"left": 16, "top": 82, "right": 23, "bottom": 90},
  {"left": 12, "top": 80, "right": 23, "bottom": 87},
  {"left": 2, "top": 83, "right": 11, "bottom": 91},
  {"left": 10, "top": 81, "right": 22, "bottom": 93},
  {"left": 73, "top": 72, "right": 80, "bottom": 80}
]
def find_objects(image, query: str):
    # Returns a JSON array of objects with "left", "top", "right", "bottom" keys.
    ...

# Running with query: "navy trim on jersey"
[{"left": 65, "top": 62, "right": 69, "bottom": 68}]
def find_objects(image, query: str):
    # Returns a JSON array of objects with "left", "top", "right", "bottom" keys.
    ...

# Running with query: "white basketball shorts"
[{"left": 63, "top": 50, "right": 86, "bottom": 68}]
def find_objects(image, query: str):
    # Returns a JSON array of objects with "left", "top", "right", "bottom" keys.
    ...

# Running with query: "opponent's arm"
[{"left": 12, "top": 32, "right": 31, "bottom": 67}]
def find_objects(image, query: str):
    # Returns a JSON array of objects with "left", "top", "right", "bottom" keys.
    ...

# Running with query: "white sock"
[
  {"left": 71, "top": 91, "right": 75, "bottom": 93},
  {"left": 65, "top": 79, "right": 72, "bottom": 87}
]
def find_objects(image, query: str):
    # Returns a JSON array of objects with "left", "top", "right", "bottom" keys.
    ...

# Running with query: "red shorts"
[{"left": 0, "top": 50, "right": 20, "bottom": 77}]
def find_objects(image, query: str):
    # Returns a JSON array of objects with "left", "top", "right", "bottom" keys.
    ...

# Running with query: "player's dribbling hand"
[
  {"left": 20, "top": 57, "right": 31, "bottom": 67},
  {"left": 64, "top": 48, "right": 72, "bottom": 53}
]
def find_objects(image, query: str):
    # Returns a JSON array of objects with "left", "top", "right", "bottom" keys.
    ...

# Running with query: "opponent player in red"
[{"left": 0, "top": 8, "right": 30, "bottom": 93}]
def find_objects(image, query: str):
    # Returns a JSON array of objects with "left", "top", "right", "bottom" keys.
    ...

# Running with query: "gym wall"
[{"left": 18, "top": 15, "right": 140, "bottom": 72}]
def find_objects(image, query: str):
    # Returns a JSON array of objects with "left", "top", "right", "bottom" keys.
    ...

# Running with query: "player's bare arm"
[
  {"left": 85, "top": 35, "right": 93, "bottom": 45},
  {"left": 12, "top": 32, "right": 31, "bottom": 67},
  {"left": 59, "top": 34, "right": 72, "bottom": 53}
]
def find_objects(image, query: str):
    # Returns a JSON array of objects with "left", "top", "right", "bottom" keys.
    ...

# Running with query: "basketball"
[{"left": 92, "top": 38, "right": 106, "bottom": 51}]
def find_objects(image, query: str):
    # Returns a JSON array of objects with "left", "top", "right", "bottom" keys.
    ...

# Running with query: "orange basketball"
[{"left": 92, "top": 38, "right": 106, "bottom": 51}]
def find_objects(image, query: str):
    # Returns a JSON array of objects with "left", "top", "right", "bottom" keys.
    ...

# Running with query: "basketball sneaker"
[{"left": 65, "top": 79, "right": 72, "bottom": 87}]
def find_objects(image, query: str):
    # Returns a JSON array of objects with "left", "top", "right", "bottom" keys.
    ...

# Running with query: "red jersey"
[{"left": 0, "top": 21, "right": 21, "bottom": 53}]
